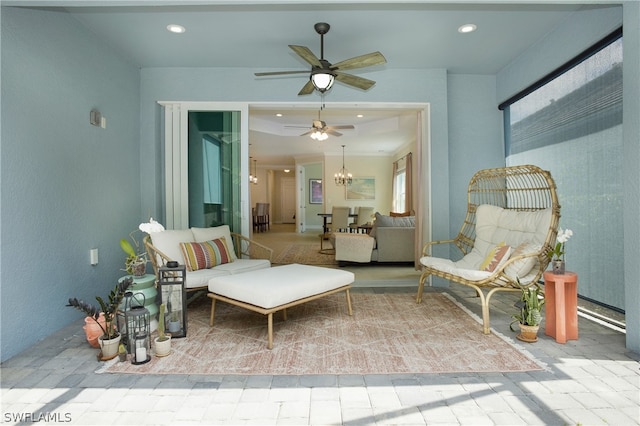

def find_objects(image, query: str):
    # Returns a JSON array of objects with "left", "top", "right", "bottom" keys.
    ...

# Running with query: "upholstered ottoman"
[{"left": 207, "top": 263, "right": 354, "bottom": 349}]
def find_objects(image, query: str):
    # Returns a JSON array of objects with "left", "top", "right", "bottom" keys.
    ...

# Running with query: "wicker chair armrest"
[
  {"left": 230, "top": 233, "right": 273, "bottom": 261},
  {"left": 421, "top": 238, "right": 456, "bottom": 256},
  {"left": 143, "top": 235, "right": 174, "bottom": 277}
]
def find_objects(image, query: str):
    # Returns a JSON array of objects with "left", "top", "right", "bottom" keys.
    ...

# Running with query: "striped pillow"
[{"left": 179, "top": 238, "right": 233, "bottom": 271}]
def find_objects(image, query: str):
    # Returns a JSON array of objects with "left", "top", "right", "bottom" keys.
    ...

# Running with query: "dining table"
[{"left": 318, "top": 212, "right": 358, "bottom": 235}]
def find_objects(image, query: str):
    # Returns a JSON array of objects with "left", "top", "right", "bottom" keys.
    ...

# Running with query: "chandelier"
[
  {"left": 249, "top": 158, "right": 258, "bottom": 185},
  {"left": 334, "top": 145, "right": 352, "bottom": 186}
]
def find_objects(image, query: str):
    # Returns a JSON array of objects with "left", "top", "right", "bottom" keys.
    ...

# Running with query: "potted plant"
[
  {"left": 67, "top": 277, "right": 133, "bottom": 360},
  {"left": 118, "top": 343, "right": 127, "bottom": 362},
  {"left": 120, "top": 217, "right": 165, "bottom": 276},
  {"left": 168, "top": 311, "right": 181, "bottom": 334},
  {"left": 154, "top": 303, "right": 171, "bottom": 357},
  {"left": 547, "top": 228, "right": 573, "bottom": 274},
  {"left": 510, "top": 280, "right": 545, "bottom": 343}
]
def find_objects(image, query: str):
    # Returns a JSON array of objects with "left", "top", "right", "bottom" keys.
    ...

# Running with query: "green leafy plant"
[
  {"left": 67, "top": 278, "right": 133, "bottom": 340},
  {"left": 510, "top": 282, "right": 545, "bottom": 330},
  {"left": 120, "top": 218, "right": 165, "bottom": 274}
]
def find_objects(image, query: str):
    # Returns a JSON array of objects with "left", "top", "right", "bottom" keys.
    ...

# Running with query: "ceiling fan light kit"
[
  {"left": 255, "top": 22, "right": 386, "bottom": 96},
  {"left": 310, "top": 70, "right": 335, "bottom": 93}
]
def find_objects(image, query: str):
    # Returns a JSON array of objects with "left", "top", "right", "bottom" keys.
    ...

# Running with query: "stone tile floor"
[{"left": 1, "top": 285, "right": 638, "bottom": 425}]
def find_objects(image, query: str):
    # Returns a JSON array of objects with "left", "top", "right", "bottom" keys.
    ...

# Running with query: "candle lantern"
[
  {"left": 116, "top": 291, "right": 143, "bottom": 352},
  {"left": 126, "top": 297, "right": 151, "bottom": 364},
  {"left": 156, "top": 265, "right": 187, "bottom": 338},
  {"left": 133, "top": 328, "right": 150, "bottom": 365}
]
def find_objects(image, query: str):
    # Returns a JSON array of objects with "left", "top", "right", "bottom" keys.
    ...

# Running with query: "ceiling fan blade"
[
  {"left": 299, "top": 130, "right": 312, "bottom": 136},
  {"left": 289, "top": 45, "right": 321, "bottom": 67},
  {"left": 328, "top": 125, "right": 355, "bottom": 130},
  {"left": 298, "top": 80, "right": 315, "bottom": 95},
  {"left": 255, "top": 70, "right": 309, "bottom": 76},
  {"left": 331, "top": 51, "right": 387, "bottom": 71},
  {"left": 334, "top": 72, "right": 376, "bottom": 91},
  {"left": 326, "top": 129, "right": 343, "bottom": 137}
]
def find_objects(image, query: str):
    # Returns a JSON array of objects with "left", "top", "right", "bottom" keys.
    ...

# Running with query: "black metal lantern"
[
  {"left": 156, "top": 265, "right": 187, "bottom": 338},
  {"left": 116, "top": 291, "right": 143, "bottom": 352},
  {"left": 126, "top": 298, "right": 151, "bottom": 364}
]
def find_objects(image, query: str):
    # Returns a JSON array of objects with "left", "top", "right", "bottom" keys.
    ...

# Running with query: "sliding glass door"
[{"left": 160, "top": 102, "right": 249, "bottom": 234}]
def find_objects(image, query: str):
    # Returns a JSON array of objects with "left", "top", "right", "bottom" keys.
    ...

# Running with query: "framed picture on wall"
[
  {"left": 346, "top": 177, "right": 375, "bottom": 200},
  {"left": 309, "top": 179, "right": 323, "bottom": 204}
]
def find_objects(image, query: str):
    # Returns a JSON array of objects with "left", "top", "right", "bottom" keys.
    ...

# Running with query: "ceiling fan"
[
  {"left": 255, "top": 22, "right": 387, "bottom": 95},
  {"left": 286, "top": 110, "right": 355, "bottom": 139}
]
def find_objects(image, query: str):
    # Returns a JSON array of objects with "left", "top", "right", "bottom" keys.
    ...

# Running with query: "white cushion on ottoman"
[{"left": 208, "top": 263, "right": 354, "bottom": 309}]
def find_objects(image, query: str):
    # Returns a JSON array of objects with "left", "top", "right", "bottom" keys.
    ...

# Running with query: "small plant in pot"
[
  {"left": 510, "top": 278, "right": 545, "bottom": 343},
  {"left": 154, "top": 303, "right": 171, "bottom": 357},
  {"left": 120, "top": 218, "right": 165, "bottom": 277},
  {"left": 67, "top": 278, "right": 133, "bottom": 360}
]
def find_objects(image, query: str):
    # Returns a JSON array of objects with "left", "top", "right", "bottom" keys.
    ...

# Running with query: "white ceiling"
[{"left": 8, "top": 1, "right": 613, "bottom": 167}]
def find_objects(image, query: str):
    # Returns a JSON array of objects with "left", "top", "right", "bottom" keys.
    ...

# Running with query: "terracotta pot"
[
  {"left": 83, "top": 314, "right": 106, "bottom": 348},
  {"left": 98, "top": 334, "right": 122, "bottom": 360},
  {"left": 516, "top": 323, "right": 540, "bottom": 343},
  {"left": 154, "top": 335, "right": 172, "bottom": 357}
]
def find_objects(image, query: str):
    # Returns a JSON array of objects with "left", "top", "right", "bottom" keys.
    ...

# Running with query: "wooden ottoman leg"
[
  {"left": 345, "top": 289, "right": 353, "bottom": 315},
  {"left": 267, "top": 313, "right": 274, "bottom": 350},
  {"left": 209, "top": 297, "right": 216, "bottom": 327}
]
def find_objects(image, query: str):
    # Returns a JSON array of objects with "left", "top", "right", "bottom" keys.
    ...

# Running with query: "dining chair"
[
  {"left": 320, "top": 206, "right": 351, "bottom": 253},
  {"left": 349, "top": 206, "right": 374, "bottom": 233}
]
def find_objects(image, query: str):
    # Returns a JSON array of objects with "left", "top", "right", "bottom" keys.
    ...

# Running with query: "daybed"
[
  {"left": 417, "top": 165, "right": 561, "bottom": 334},
  {"left": 144, "top": 225, "right": 273, "bottom": 292},
  {"left": 333, "top": 212, "right": 415, "bottom": 264}
]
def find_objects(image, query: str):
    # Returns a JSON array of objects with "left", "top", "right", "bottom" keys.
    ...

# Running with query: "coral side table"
[{"left": 544, "top": 271, "right": 579, "bottom": 343}]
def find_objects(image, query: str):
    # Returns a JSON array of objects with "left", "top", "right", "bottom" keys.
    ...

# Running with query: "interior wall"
[{"left": 0, "top": 7, "right": 141, "bottom": 361}]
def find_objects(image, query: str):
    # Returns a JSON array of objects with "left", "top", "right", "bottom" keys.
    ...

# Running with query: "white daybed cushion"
[
  {"left": 149, "top": 229, "right": 195, "bottom": 265},
  {"left": 208, "top": 264, "right": 354, "bottom": 309},
  {"left": 185, "top": 268, "right": 231, "bottom": 289},
  {"left": 213, "top": 258, "right": 271, "bottom": 274},
  {"left": 191, "top": 225, "right": 238, "bottom": 261}
]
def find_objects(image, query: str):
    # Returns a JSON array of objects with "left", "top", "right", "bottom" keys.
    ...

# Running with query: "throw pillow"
[
  {"left": 505, "top": 240, "right": 540, "bottom": 278},
  {"left": 390, "top": 211, "right": 413, "bottom": 217},
  {"left": 480, "top": 243, "right": 512, "bottom": 272},
  {"left": 180, "top": 237, "right": 233, "bottom": 271}
]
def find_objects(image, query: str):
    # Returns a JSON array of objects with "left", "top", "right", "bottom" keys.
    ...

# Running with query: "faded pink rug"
[{"left": 100, "top": 292, "right": 542, "bottom": 375}]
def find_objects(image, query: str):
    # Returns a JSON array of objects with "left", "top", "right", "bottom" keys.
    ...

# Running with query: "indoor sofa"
[{"left": 333, "top": 213, "right": 415, "bottom": 264}]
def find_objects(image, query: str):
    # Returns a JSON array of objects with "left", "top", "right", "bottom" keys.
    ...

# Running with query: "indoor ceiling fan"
[
  {"left": 286, "top": 110, "right": 355, "bottom": 139},
  {"left": 255, "top": 22, "right": 387, "bottom": 95}
]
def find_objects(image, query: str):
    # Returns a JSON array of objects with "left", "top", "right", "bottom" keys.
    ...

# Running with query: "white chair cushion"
[
  {"left": 420, "top": 256, "right": 492, "bottom": 281},
  {"left": 469, "top": 205, "right": 551, "bottom": 269},
  {"left": 504, "top": 240, "right": 541, "bottom": 278},
  {"left": 149, "top": 229, "right": 195, "bottom": 265},
  {"left": 191, "top": 225, "right": 238, "bottom": 261}
]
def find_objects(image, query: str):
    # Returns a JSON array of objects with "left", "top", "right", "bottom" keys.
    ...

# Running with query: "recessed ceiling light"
[
  {"left": 356, "top": 114, "right": 364, "bottom": 118},
  {"left": 276, "top": 113, "right": 283, "bottom": 117},
  {"left": 284, "top": 169, "right": 291, "bottom": 173},
  {"left": 458, "top": 24, "right": 477, "bottom": 34},
  {"left": 167, "top": 24, "right": 186, "bottom": 34}
]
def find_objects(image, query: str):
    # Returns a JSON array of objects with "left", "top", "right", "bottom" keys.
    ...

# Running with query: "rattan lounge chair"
[{"left": 417, "top": 165, "right": 561, "bottom": 334}]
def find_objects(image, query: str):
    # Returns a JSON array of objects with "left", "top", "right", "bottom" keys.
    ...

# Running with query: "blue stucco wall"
[{"left": 1, "top": 7, "right": 141, "bottom": 361}]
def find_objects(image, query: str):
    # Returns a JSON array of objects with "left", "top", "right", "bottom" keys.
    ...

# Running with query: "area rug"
[
  {"left": 274, "top": 242, "right": 338, "bottom": 265},
  {"left": 100, "top": 292, "right": 542, "bottom": 375}
]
